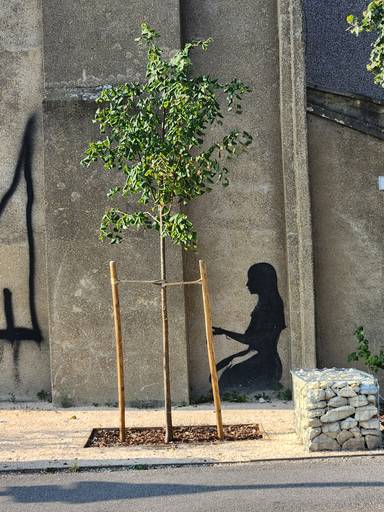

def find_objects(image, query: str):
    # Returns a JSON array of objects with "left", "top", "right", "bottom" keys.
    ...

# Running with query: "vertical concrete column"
[
  {"left": 278, "top": 0, "right": 316, "bottom": 368},
  {"left": 0, "top": 0, "right": 50, "bottom": 399}
]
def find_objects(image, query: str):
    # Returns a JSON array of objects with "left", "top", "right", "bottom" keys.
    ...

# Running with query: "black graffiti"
[
  {"left": 213, "top": 263, "right": 286, "bottom": 391},
  {"left": 0, "top": 115, "right": 43, "bottom": 370}
]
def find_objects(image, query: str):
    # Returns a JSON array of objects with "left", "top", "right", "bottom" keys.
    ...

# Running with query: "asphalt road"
[{"left": 1, "top": 457, "right": 384, "bottom": 511}]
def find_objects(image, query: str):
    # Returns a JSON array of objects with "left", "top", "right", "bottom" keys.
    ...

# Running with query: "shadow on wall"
[
  {"left": 213, "top": 263, "right": 286, "bottom": 392},
  {"left": 0, "top": 115, "right": 43, "bottom": 382}
]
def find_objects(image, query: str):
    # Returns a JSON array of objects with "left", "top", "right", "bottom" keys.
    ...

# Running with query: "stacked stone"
[{"left": 291, "top": 368, "right": 382, "bottom": 451}]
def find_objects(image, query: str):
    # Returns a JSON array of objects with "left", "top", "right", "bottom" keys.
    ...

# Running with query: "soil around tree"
[{"left": 86, "top": 424, "right": 261, "bottom": 447}]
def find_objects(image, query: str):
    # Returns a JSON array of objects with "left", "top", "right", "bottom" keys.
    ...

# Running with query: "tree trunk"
[{"left": 159, "top": 207, "right": 173, "bottom": 442}]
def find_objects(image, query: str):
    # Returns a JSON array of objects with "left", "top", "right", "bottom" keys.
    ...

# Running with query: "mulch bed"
[{"left": 86, "top": 424, "right": 261, "bottom": 447}]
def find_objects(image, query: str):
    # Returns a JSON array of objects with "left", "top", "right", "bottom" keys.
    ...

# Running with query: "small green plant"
[
  {"left": 192, "top": 391, "right": 250, "bottom": 404},
  {"left": 8, "top": 392, "right": 16, "bottom": 403},
  {"left": 133, "top": 464, "right": 149, "bottom": 470},
  {"left": 275, "top": 386, "right": 292, "bottom": 401},
  {"left": 348, "top": 326, "right": 384, "bottom": 374},
  {"left": 221, "top": 390, "right": 249, "bottom": 403},
  {"left": 37, "top": 390, "right": 52, "bottom": 402},
  {"left": 68, "top": 462, "right": 80, "bottom": 473}
]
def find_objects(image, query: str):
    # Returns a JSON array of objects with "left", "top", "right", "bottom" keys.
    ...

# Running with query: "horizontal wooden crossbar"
[{"left": 116, "top": 278, "right": 202, "bottom": 287}]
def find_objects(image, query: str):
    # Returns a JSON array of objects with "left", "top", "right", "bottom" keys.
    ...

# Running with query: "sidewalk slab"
[{"left": 1, "top": 401, "right": 383, "bottom": 473}]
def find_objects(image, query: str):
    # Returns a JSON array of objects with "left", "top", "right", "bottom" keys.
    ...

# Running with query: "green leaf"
[{"left": 107, "top": 186, "right": 121, "bottom": 198}]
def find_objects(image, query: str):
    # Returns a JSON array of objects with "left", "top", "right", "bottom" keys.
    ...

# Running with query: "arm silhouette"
[
  {"left": 212, "top": 326, "right": 250, "bottom": 345},
  {"left": 213, "top": 324, "right": 277, "bottom": 348}
]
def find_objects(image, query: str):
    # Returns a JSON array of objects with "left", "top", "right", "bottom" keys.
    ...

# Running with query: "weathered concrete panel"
[
  {"left": 0, "top": 0, "right": 50, "bottom": 400},
  {"left": 42, "top": 0, "right": 181, "bottom": 88},
  {"left": 44, "top": 102, "right": 189, "bottom": 406},
  {"left": 180, "top": 0, "right": 290, "bottom": 397},
  {"left": 42, "top": 0, "right": 190, "bottom": 406},
  {"left": 308, "top": 115, "right": 384, "bottom": 373}
]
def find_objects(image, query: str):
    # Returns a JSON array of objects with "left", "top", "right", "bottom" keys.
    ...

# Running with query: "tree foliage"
[
  {"left": 347, "top": 1, "right": 384, "bottom": 87},
  {"left": 81, "top": 23, "right": 252, "bottom": 249}
]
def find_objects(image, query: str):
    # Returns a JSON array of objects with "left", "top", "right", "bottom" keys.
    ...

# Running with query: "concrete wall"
[
  {"left": 0, "top": 0, "right": 317, "bottom": 404},
  {"left": 180, "top": 0, "right": 291, "bottom": 397},
  {"left": 0, "top": 0, "right": 50, "bottom": 400},
  {"left": 41, "top": 0, "right": 299, "bottom": 404},
  {"left": 308, "top": 114, "right": 384, "bottom": 373},
  {"left": 42, "top": 0, "right": 190, "bottom": 406}
]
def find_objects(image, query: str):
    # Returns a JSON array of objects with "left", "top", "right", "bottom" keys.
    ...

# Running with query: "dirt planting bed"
[{"left": 86, "top": 424, "right": 262, "bottom": 447}]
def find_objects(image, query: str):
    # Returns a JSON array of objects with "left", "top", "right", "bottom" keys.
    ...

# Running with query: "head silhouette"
[{"left": 246, "top": 263, "right": 278, "bottom": 295}]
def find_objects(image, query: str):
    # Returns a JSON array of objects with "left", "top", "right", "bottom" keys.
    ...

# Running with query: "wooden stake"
[
  {"left": 109, "top": 261, "right": 126, "bottom": 442},
  {"left": 199, "top": 259, "right": 224, "bottom": 440}
]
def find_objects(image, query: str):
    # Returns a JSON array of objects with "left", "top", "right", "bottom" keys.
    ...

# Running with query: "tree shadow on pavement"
[{"left": 1, "top": 480, "right": 384, "bottom": 504}]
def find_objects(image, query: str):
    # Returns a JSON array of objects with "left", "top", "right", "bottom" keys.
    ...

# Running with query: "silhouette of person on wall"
[{"left": 213, "top": 263, "right": 286, "bottom": 391}]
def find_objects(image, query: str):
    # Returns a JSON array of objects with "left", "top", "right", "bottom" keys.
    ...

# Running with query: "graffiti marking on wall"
[
  {"left": 0, "top": 115, "right": 43, "bottom": 379},
  {"left": 213, "top": 263, "right": 286, "bottom": 391}
]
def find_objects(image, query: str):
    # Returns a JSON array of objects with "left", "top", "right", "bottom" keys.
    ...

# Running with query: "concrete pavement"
[
  {"left": 1, "top": 457, "right": 384, "bottom": 511},
  {"left": 1, "top": 401, "right": 384, "bottom": 473}
]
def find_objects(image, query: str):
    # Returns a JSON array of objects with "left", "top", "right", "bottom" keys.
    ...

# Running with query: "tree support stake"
[{"left": 109, "top": 261, "right": 126, "bottom": 442}]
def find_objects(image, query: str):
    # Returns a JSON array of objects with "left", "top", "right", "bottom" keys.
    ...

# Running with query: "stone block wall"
[{"left": 292, "top": 368, "right": 382, "bottom": 451}]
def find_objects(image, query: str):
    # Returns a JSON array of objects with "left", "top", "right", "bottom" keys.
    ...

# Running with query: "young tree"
[{"left": 81, "top": 23, "right": 252, "bottom": 442}]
